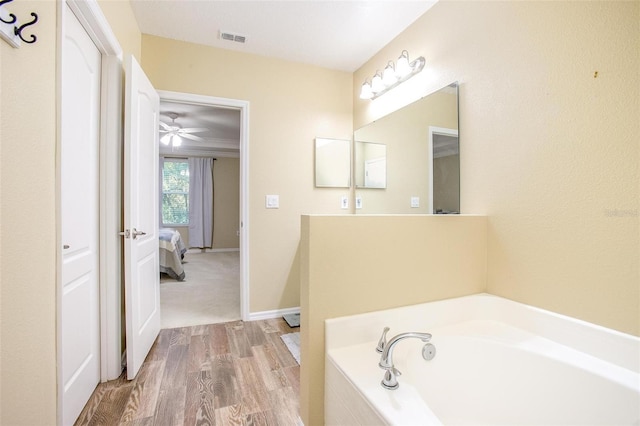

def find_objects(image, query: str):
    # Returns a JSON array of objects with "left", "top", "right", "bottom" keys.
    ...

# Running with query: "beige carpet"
[{"left": 160, "top": 251, "right": 240, "bottom": 329}]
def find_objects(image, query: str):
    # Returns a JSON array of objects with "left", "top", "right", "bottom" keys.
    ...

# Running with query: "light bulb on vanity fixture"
[
  {"left": 396, "top": 50, "right": 412, "bottom": 78},
  {"left": 358, "top": 50, "right": 426, "bottom": 100},
  {"left": 370, "top": 70, "right": 385, "bottom": 94},
  {"left": 382, "top": 61, "right": 398, "bottom": 86},
  {"left": 359, "top": 79, "right": 374, "bottom": 100}
]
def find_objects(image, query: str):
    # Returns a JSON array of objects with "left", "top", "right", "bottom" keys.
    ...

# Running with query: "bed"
[{"left": 159, "top": 228, "right": 187, "bottom": 281}]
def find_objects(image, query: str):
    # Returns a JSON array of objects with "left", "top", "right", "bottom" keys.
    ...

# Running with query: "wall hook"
[
  {"left": 14, "top": 11, "right": 36, "bottom": 43},
  {"left": 0, "top": 0, "right": 38, "bottom": 47},
  {"left": 0, "top": 0, "right": 16, "bottom": 24}
]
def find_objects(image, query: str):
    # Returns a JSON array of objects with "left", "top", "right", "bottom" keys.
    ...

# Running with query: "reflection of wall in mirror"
[
  {"left": 315, "top": 138, "right": 350, "bottom": 188},
  {"left": 433, "top": 153, "right": 460, "bottom": 213},
  {"left": 355, "top": 142, "right": 386, "bottom": 188},
  {"left": 354, "top": 88, "right": 458, "bottom": 213},
  {"left": 364, "top": 157, "right": 386, "bottom": 188}
]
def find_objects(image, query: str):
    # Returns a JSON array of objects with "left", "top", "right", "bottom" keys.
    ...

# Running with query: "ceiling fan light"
[
  {"left": 160, "top": 134, "right": 171, "bottom": 145},
  {"left": 172, "top": 135, "right": 182, "bottom": 147}
]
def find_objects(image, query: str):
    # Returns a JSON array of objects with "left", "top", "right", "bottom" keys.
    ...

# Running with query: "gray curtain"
[{"left": 188, "top": 157, "right": 214, "bottom": 248}]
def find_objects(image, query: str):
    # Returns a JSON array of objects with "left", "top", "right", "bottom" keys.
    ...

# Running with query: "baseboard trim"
[
  {"left": 187, "top": 248, "right": 240, "bottom": 254},
  {"left": 249, "top": 306, "right": 300, "bottom": 321}
]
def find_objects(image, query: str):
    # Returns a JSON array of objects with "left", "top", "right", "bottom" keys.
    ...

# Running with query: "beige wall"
[
  {"left": 0, "top": 1, "right": 141, "bottom": 424},
  {"left": 354, "top": 1, "right": 639, "bottom": 336},
  {"left": 213, "top": 157, "right": 240, "bottom": 249},
  {"left": 141, "top": 35, "right": 353, "bottom": 313},
  {"left": 98, "top": 0, "right": 141, "bottom": 62},
  {"left": 300, "top": 214, "right": 487, "bottom": 425},
  {"left": 0, "top": 1, "right": 57, "bottom": 423}
]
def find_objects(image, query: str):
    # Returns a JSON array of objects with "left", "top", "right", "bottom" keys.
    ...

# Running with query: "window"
[{"left": 162, "top": 158, "right": 189, "bottom": 225}]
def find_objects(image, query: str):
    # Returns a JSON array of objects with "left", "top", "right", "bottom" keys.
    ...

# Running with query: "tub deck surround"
[{"left": 325, "top": 294, "right": 640, "bottom": 425}]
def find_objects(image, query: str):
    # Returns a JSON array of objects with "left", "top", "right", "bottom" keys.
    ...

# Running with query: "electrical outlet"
[
  {"left": 411, "top": 196, "right": 420, "bottom": 208},
  {"left": 355, "top": 196, "right": 363, "bottom": 209},
  {"left": 341, "top": 196, "right": 349, "bottom": 209}
]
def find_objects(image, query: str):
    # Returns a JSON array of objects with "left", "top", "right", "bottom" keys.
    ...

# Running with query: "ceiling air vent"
[{"left": 219, "top": 31, "right": 247, "bottom": 44}]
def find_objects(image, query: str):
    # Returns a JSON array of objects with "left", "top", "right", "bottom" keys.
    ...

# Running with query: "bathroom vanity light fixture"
[{"left": 359, "top": 50, "right": 425, "bottom": 100}]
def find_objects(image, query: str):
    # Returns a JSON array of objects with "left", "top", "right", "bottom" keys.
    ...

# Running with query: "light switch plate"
[
  {"left": 411, "top": 196, "right": 420, "bottom": 208},
  {"left": 341, "top": 196, "right": 349, "bottom": 209},
  {"left": 355, "top": 196, "right": 363, "bottom": 209},
  {"left": 265, "top": 195, "right": 279, "bottom": 209}
]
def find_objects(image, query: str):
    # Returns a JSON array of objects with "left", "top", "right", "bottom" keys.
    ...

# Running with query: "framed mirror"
[
  {"left": 314, "top": 138, "right": 350, "bottom": 188},
  {"left": 353, "top": 82, "right": 459, "bottom": 213}
]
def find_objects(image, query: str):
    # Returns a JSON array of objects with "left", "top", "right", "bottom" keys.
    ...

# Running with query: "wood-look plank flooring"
[{"left": 75, "top": 319, "right": 301, "bottom": 426}]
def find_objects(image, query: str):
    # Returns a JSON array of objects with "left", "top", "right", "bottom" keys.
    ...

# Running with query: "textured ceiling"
[
  {"left": 130, "top": 0, "right": 436, "bottom": 72},
  {"left": 140, "top": 1, "right": 438, "bottom": 155}
]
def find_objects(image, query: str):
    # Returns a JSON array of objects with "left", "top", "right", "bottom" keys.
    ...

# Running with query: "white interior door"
[
  {"left": 124, "top": 55, "right": 161, "bottom": 379},
  {"left": 60, "top": 4, "right": 101, "bottom": 424}
]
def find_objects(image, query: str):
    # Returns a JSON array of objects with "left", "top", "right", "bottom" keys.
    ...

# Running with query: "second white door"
[{"left": 123, "top": 55, "right": 162, "bottom": 379}]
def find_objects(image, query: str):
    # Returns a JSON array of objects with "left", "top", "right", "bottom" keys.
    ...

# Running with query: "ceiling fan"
[{"left": 159, "top": 112, "right": 208, "bottom": 147}]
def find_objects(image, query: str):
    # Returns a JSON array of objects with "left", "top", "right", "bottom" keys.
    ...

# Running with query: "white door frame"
[
  {"left": 427, "top": 126, "right": 458, "bottom": 214},
  {"left": 57, "top": 2, "right": 123, "bottom": 422},
  {"left": 157, "top": 90, "right": 250, "bottom": 321}
]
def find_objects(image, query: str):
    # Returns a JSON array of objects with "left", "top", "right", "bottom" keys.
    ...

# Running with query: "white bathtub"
[{"left": 325, "top": 294, "right": 640, "bottom": 425}]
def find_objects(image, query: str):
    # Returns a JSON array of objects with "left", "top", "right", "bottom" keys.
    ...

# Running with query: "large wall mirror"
[
  {"left": 353, "top": 82, "right": 459, "bottom": 213},
  {"left": 315, "top": 138, "right": 351, "bottom": 188}
]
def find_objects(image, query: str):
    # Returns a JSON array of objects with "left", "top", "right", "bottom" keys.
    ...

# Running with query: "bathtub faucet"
[{"left": 378, "top": 331, "right": 432, "bottom": 390}]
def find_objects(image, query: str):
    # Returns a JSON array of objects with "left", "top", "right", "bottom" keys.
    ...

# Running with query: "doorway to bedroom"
[{"left": 157, "top": 92, "right": 248, "bottom": 328}]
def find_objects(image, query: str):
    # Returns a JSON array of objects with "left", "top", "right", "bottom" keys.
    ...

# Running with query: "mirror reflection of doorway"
[
  {"left": 158, "top": 98, "right": 242, "bottom": 329},
  {"left": 429, "top": 127, "right": 460, "bottom": 214},
  {"left": 364, "top": 157, "right": 386, "bottom": 188}
]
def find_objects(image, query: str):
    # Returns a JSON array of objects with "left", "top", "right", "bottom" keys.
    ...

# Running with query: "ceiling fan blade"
[
  {"left": 181, "top": 133, "right": 206, "bottom": 142},
  {"left": 159, "top": 122, "right": 172, "bottom": 131},
  {"left": 179, "top": 127, "right": 209, "bottom": 134}
]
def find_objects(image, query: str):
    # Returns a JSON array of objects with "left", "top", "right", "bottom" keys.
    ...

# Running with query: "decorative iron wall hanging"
[{"left": 0, "top": 0, "right": 38, "bottom": 48}]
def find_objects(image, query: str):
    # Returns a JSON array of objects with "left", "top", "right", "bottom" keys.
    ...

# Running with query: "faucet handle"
[
  {"left": 376, "top": 327, "right": 390, "bottom": 353},
  {"left": 381, "top": 366, "right": 402, "bottom": 390}
]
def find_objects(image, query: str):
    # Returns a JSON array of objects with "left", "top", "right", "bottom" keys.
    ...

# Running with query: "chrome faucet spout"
[
  {"left": 378, "top": 331, "right": 432, "bottom": 390},
  {"left": 379, "top": 332, "right": 431, "bottom": 369}
]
